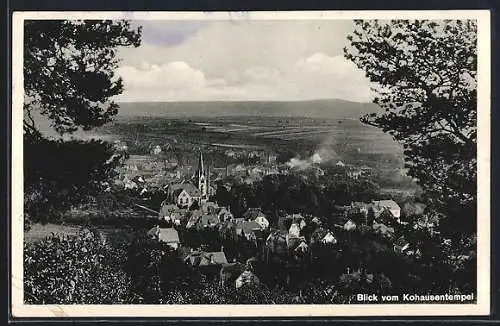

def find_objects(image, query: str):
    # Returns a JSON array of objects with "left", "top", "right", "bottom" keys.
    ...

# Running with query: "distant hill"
[
  {"left": 115, "top": 99, "right": 381, "bottom": 120},
  {"left": 32, "top": 99, "right": 382, "bottom": 138}
]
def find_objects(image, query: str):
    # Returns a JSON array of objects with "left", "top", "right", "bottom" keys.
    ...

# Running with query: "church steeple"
[
  {"left": 198, "top": 151, "right": 204, "bottom": 179},
  {"left": 196, "top": 150, "right": 208, "bottom": 201}
]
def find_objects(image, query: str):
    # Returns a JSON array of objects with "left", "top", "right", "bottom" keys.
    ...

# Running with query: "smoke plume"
[{"left": 286, "top": 133, "right": 343, "bottom": 170}]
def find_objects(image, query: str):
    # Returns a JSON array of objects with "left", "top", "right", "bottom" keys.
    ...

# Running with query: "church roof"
[{"left": 168, "top": 183, "right": 201, "bottom": 197}]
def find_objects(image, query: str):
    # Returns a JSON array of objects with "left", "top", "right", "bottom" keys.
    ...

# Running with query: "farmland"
[
  {"left": 104, "top": 116, "right": 404, "bottom": 167},
  {"left": 82, "top": 100, "right": 417, "bottom": 197},
  {"left": 36, "top": 99, "right": 406, "bottom": 169}
]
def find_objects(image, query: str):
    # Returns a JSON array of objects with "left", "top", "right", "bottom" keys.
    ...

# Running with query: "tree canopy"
[
  {"left": 24, "top": 20, "right": 142, "bottom": 136},
  {"left": 344, "top": 20, "right": 477, "bottom": 235},
  {"left": 23, "top": 20, "right": 142, "bottom": 221}
]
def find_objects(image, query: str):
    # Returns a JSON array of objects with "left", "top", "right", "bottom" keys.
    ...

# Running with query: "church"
[{"left": 164, "top": 151, "right": 212, "bottom": 209}]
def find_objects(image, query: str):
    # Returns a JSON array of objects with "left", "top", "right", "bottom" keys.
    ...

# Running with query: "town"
[{"left": 100, "top": 141, "right": 439, "bottom": 293}]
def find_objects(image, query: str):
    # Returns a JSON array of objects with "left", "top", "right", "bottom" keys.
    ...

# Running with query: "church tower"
[{"left": 196, "top": 150, "right": 208, "bottom": 201}]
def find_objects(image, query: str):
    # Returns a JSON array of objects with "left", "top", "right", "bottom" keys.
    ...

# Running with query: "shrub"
[
  {"left": 24, "top": 137, "right": 126, "bottom": 224},
  {"left": 24, "top": 229, "right": 131, "bottom": 304}
]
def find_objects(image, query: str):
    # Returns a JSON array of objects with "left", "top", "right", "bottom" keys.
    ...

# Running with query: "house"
[
  {"left": 280, "top": 213, "right": 305, "bottom": 231},
  {"left": 146, "top": 226, "right": 180, "bottom": 249},
  {"left": 394, "top": 236, "right": 410, "bottom": 254},
  {"left": 158, "top": 202, "right": 179, "bottom": 221},
  {"left": 293, "top": 240, "right": 309, "bottom": 257},
  {"left": 220, "top": 262, "right": 246, "bottom": 287},
  {"left": 310, "top": 228, "right": 337, "bottom": 246},
  {"left": 286, "top": 213, "right": 305, "bottom": 223},
  {"left": 197, "top": 214, "right": 219, "bottom": 229},
  {"left": 235, "top": 270, "right": 260, "bottom": 289},
  {"left": 233, "top": 164, "right": 247, "bottom": 174},
  {"left": 201, "top": 201, "right": 219, "bottom": 214},
  {"left": 158, "top": 207, "right": 183, "bottom": 225},
  {"left": 336, "top": 161, "right": 346, "bottom": 167},
  {"left": 264, "top": 167, "right": 279, "bottom": 176},
  {"left": 254, "top": 215, "right": 270, "bottom": 230},
  {"left": 243, "top": 208, "right": 266, "bottom": 221},
  {"left": 245, "top": 257, "right": 259, "bottom": 271},
  {"left": 244, "top": 208, "right": 270, "bottom": 229},
  {"left": 166, "top": 183, "right": 201, "bottom": 208},
  {"left": 248, "top": 166, "right": 264, "bottom": 176},
  {"left": 215, "top": 207, "right": 233, "bottom": 222},
  {"left": 372, "top": 200, "right": 401, "bottom": 221},
  {"left": 151, "top": 145, "right": 162, "bottom": 155},
  {"left": 265, "top": 230, "right": 288, "bottom": 256},
  {"left": 236, "top": 220, "right": 261, "bottom": 241},
  {"left": 225, "top": 150, "right": 237, "bottom": 158},
  {"left": 311, "top": 216, "right": 322, "bottom": 226},
  {"left": 321, "top": 232, "right": 338, "bottom": 245},
  {"left": 347, "top": 170, "right": 363, "bottom": 179},
  {"left": 124, "top": 177, "right": 138, "bottom": 190},
  {"left": 132, "top": 175, "right": 146, "bottom": 185},
  {"left": 343, "top": 219, "right": 357, "bottom": 231},
  {"left": 350, "top": 202, "right": 371, "bottom": 216},
  {"left": 186, "top": 209, "right": 203, "bottom": 228},
  {"left": 184, "top": 250, "right": 228, "bottom": 267},
  {"left": 267, "top": 153, "right": 278, "bottom": 164},
  {"left": 372, "top": 221, "right": 395, "bottom": 238},
  {"left": 288, "top": 223, "right": 301, "bottom": 238}
]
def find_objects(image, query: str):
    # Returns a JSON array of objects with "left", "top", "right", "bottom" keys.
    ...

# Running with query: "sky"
[{"left": 115, "top": 19, "right": 374, "bottom": 102}]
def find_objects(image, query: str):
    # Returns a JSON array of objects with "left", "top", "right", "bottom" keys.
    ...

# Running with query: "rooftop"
[
  {"left": 373, "top": 200, "right": 400, "bottom": 210},
  {"left": 185, "top": 251, "right": 228, "bottom": 266},
  {"left": 237, "top": 220, "right": 262, "bottom": 234},
  {"left": 147, "top": 227, "right": 180, "bottom": 244},
  {"left": 168, "top": 183, "right": 201, "bottom": 197},
  {"left": 243, "top": 208, "right": 266, "bottom": 220}
]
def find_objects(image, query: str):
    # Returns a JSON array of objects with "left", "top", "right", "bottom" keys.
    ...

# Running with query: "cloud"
[
  {"left": 116, "top": 54, "right": 373, "bottom": 102},
  {"left": 117, "top": 61, "right": 206, "bottom": 99},
  {"left": 295, "top": 52, "right": 356, "bottom": 75},
  {"left": 291, "top": 52, "right": 373, "bottom": 102},
  {"left": 118, "top": 20, "right": 356, "bottom": 78},
  {"left": 115, "top": 20, "right": 375, "bottom": 102},
  {"left": 242, "top": 66, "right": 282, "bottom": 85}
]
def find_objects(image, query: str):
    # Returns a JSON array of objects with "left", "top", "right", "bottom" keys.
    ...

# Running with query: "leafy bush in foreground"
[{"left": 24, "top": 229, "right": 130, "bottom": 304}]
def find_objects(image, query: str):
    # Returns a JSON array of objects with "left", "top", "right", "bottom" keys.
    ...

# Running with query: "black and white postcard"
[{"left": 11, "top": 10, "right": 491, "bottom": 317}]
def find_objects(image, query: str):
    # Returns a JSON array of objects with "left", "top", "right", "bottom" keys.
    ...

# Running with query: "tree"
[
  {"left": 344, "top": 20, "right": 477, "bottom": 235},
  {"left": 24, "top": 20, "right": 142, "bottom": 221},
  {"left": 24, "top": 229, "right": 131, "bottom": 304},
  {"left": 24, "top": 138, "right": 127, "bottom": 222},
  {"left": 24, "top": 20, "right": 142, "bottom": 136}
]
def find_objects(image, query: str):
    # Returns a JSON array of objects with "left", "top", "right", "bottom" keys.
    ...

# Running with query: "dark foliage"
[
  {"left": 24, "top": 20, "right": 142, "bottom": 135},
  {"left": 24, "top": 20, "right": 142, "bottom": 222},
  {"left": 24, "top": 229, "right": 130, "bottom": 304},
  {"left": 222, "top": 172, "right": 380, "bottom": 225},
  {"left": 24, "top": 137, "right": 127, "bottom": 223},
  {"left": 344, "top": 20, "right": 477, "bottom": 236}
]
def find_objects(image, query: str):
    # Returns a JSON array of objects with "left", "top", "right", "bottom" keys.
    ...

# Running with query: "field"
[
  {"left": 106, "top": 115, "right": 401, "bottom": 160},
  {"left": 35, "top": 99, "right": 418, "bottom": 198},
  {"left": 24, "top": 223, "right": 134, "bottom": 244}
]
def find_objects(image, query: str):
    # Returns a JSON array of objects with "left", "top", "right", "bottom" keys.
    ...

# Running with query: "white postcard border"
[{"left": 11, "top": 10, "right": 491, "bottom": 317}]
